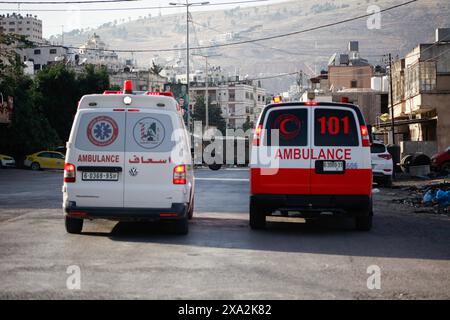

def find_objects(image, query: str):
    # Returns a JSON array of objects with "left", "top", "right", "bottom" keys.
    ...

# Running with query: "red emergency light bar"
[
  {"left": 145, "top": 91, "right": 175, "bottom": 98},
  {"left": 123, "top": 80, "right": 133, "bottom": 94},
  {"left": 103, "top": 90, "right": 122, "bottom": 94}
]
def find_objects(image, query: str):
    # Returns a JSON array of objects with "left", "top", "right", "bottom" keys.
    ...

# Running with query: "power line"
[
  {"left": 0, "top": 0, "right": 269, "bottom": 11},
  {"left": 27, "top": 0, "right": 418, "bottom": 53},
  {"left": 0, "top": 0, "right": 141, "bottom": 4}
]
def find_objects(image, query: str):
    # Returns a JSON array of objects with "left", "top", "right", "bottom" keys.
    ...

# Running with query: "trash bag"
[
  {"left": 423, "top": 190, "right": 435, "bottom": 204},
  {"left": 435, "top": 189, "right": 450, "bottom": 207}
]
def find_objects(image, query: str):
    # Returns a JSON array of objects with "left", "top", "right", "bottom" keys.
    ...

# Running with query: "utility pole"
[
  {"left": 170, "top": 1, "right": 210, "bottom": 131},
  {"left": 192, "top": 53, "right": 220, "bottom": 129},
  {"left": 388, "top": 53, "right": 396, "bottom": 145}
]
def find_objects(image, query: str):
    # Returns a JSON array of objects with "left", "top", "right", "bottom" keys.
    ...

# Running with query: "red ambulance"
[{"left": 250, "top": 101, "right": 373, "bottom": 231}]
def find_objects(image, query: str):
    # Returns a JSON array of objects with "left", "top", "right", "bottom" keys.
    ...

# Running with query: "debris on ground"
[{"left": 392, "top": 180, "right": 450, "bottom": 215}]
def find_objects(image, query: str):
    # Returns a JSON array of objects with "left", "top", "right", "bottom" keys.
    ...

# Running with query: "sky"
[{"left": 0, "top": 0, "right": 289, "bottom": 38}]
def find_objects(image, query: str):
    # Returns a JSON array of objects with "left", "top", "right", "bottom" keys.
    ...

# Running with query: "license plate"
[
  {"left": 323, "top": 161, "right": 344, "bottom": 172},
  {"left": 82, "top": 171, "right": 119, "bottom": 181}
]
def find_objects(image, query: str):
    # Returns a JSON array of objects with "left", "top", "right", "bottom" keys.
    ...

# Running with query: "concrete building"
[
  {"left": 332, "top": 89, "right": 388, "bottom": 128},
  {"left": 21, "top": 45, "right": 70, "bottom": 73},
  {"left": 328, "top": 41, "right": 374, "bottom": 91},
  {"left": 77, "top": 33, "right": 121, "bottom": 72},
  {"left": 0, "top": 13, "right": 43, "bottom": 43},
  {"left": 190, "top": 80, "right": 266, "bottom": 129},
  {"left": 389, "top": 28, "right": 450, "bottom": 155},
  {"left": 110, "top": 70, "right": 167, "bottom": 92}
]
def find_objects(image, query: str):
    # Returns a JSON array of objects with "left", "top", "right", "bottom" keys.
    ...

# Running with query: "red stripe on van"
[
  {"left": 250, "top": 168, "right": 372, "bottom": 196},
  {"left": 251, "top": 168, "right": 310, "bottom": 195}
]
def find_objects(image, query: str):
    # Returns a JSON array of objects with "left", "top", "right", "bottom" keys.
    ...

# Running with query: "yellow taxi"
[{"left": 24, "top": 151, "right": 65, "bottom": 170}]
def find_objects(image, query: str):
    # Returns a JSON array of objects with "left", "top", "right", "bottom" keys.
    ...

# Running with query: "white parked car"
[
  {"left": 62, "top": 81, "right": 194, "bottom": 234},
  {"left": 0, "top": 154, "right": 15, "bottom": 168},
  {"left": 370, "top": 141, "right": 393, "bottom": 187}
]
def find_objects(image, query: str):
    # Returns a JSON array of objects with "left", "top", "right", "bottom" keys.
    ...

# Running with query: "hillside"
[{"left": 49, "top": 0, "right": 450, "bottom": 93}]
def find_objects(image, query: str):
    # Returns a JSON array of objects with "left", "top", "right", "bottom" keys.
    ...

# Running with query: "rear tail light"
[
  {"left": 360, "top": 125, "right": 371, "bottom": 147},
  {"left": 304, "top": 101, "right": 318, "bottom": 106},
  {"left": 68, "top": 211, "right": 87, "bottom": 217},
  {"left": 160, "top": 213, "right": 177, "bottom": 217},
  {"left": 173, "top": 165, "right": 186, "bottom": 184},
  {"left": 64, "top": 163, "right": 76, "bottom": 183},
  {"left": 378, "top": 154, "right": 392, "bottom": 160},
  {"left": 253, "top": 124, "right": 263, "bottom": 146}
]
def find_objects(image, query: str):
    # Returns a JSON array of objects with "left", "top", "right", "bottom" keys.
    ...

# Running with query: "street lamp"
[
  {"left": 192, "top": 53, "right": 221, "bottom": 129},
  {"left": 169, "top": 1, "right": 210, "bottom": 132}
]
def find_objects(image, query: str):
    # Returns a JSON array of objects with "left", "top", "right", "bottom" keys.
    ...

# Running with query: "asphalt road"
[{"left": 0, "top": 168, "right": 449, "bottom": 299}]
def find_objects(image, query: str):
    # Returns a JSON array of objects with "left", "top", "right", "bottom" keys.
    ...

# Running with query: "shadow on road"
[{"left": 80, "top": 213, "right": 450, "bottom": 261}]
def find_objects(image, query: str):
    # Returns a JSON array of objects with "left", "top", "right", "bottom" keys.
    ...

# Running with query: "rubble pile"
[{"left": 392, "top": 181, "right": 450, "bottom": 215}]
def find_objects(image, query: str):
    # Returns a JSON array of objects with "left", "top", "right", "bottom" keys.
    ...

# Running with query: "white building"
[
  {"left": 77, "top": 33, "right": 121, "bottom": 72},
  {"left": 21, "top": 45, "right": 70, "bottom": 73},
  {"left": 190, "top": 80, "right": 266, "bottom": 129}
]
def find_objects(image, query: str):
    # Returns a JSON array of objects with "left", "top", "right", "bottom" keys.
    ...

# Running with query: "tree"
[
  {"left": 0, "top": 33, "right": 32, "bottom": 71},
  {"left": 192, "top": 96, "right": 226, "bottom": 134},
  {"left": 0, "top": 51, "right": 60, "bottom": 159},
  {"left": 32, "top": 64, "right": 111, "bottom": 143},
  {"left": 150, "top": 61, "right": 163, "bottom": 76},
  {"left": 242, "top": 115, "right": 254, "bottom": 132},
  {"left": 32, "top": 64, "right": 79, "bottom": 142}
]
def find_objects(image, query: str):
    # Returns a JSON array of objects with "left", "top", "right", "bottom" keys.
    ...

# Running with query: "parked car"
[
  {"left": 0, "top": 154, "right": 15, "bottom": 168},
  {"left": 250, "top": 101, "right": 373, "bottom": 231},
  {"left": 63, "top": 81, "right": 194, "bottom": 235},
  {"left": 431, "top": 146, "right": 450, "bottom": 172},
  {"left": 23, "top": 151, "right": 65, "bottom": 170},
  {"left": 370, "top": 141, "right": 393, "bottom": 187}
]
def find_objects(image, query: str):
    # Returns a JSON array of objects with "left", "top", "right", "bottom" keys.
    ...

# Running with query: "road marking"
[{"left": 195, "top": 177, "right": 249, "bottom": 182}]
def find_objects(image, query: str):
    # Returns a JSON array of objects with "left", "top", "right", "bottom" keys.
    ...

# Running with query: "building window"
[
  {"left": 49, "top": 49, "right": 57, "bottom": 54},
  {"left": 419, "top": 61, "right": 436, "bottom": 92},
  {"left": 351, "top": 80, "right": 358, "bottom": 88},
  {"left": 9, "top": 21, "right": 15, "bottom": 25},
  {"left": 34, "top": 64, "right": 41, "bottom": 71},
  {"left": 34, "top": 49, "right": 41, "bottom": 55}
]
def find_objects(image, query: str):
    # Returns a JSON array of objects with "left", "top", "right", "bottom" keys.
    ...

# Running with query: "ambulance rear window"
[
  {"left": 264, "top": 108, "right": 307, "bottom": 147},
  {"left": 314, "top": 108, "right": 359, "bottom": 147}
]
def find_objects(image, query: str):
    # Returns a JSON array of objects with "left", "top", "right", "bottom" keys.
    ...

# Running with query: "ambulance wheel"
[
  {"left": 65, "top": 216, "right": 83, "bottom": 234},
  {"left": 188, "top": 199, "right": 194, "bottom": 220},
  {"left": 355, "top": 214, "right": 372, "bottom": 231},
  {"left": 249, "top": 199, "right": 266, "bottom": 230},
  {"left": 31, "top": 162, "right": 40, "bottom": 171},
  {"left": 174, "top": 217, "right": 189, "bottom": 235}
]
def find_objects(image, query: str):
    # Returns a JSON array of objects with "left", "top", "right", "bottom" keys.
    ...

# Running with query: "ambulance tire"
[
  {"left": 355, "top": 213, "right": 373, "bottom": 231},
  {"left": 174, "top": 217, "right": 189, "bottom": 235},
  {"left": 65, "top": 216, "right": 83, "bottom": 234},
  {"left": 249, "top": 199, "right": 266, "bottom": 230},
  {"left": 188, "top": 198, "right": 194, "bottom": 220}
]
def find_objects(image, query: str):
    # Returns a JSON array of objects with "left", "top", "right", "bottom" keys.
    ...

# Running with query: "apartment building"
[
  {"left": 389, "top": 28, "right": 450, "bottom": 154},
  {"left": 0, "top": 13, "right": 43, "bottom": 43}
]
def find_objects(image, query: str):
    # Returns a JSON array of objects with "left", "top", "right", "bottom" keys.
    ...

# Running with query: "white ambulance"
[
  {"left": 250, "top": 101, "right": 373, "bottom": 230},
  {"left": 62, "top": 81, "right": 194, "bottom": 234}
]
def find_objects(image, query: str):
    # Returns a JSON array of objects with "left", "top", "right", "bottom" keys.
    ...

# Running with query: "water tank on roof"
[
  {"left": 436, "top": 28, "right": 450, "bottom": 43},
  {"left": 339, "top": 54, "right": 349, "bottom": 65}
]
